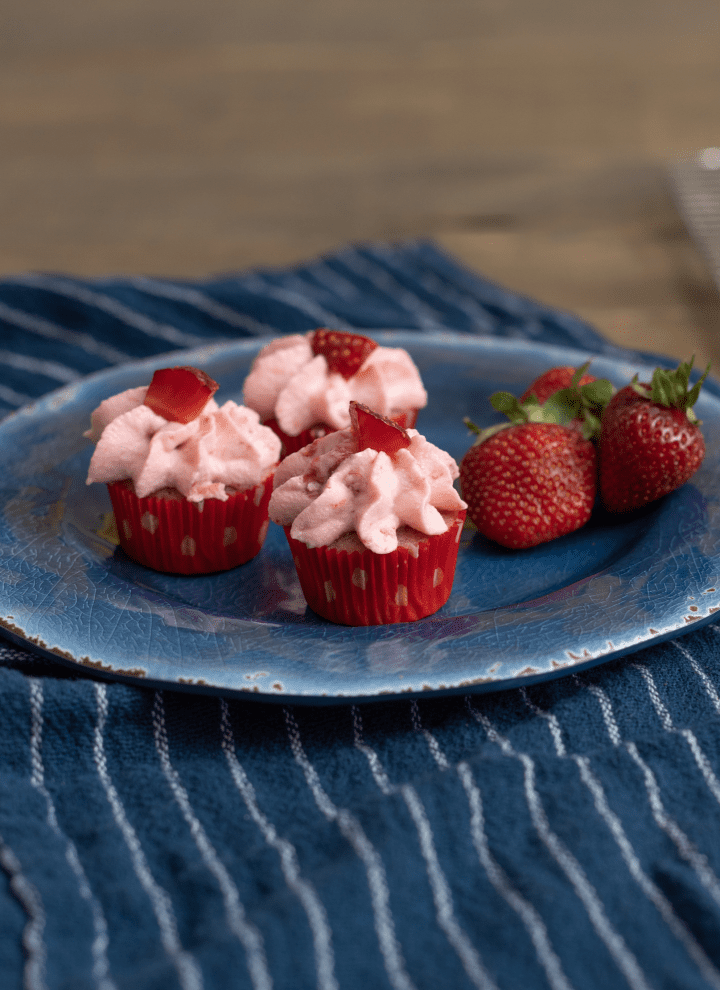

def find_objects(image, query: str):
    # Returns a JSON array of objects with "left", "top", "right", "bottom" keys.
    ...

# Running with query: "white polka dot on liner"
[
  {"left": 395, "top": 585, "right": 408, "bottom": 606},
  {"left": 122, "top": 519, "right": 132, "bottom": 540},
  {"left": 433, "top": 568, "right": 443, "bottom": 587},
  {"left": 254, "top": 485, "right": 264, "bottom": 507},
  {"left": 223, "top": 526, "right": 237, "bottom": 546},
  {"left": 257, "top": 520, "right": 269, "bottom": 544},
  {"left": 352, "top": 568, "right": 367, "bottom": 590},
  {"left": 324, "top": 581, "right": 336, "bottom": 602},
  {"left": 141, "top": 512, "right": 159, "bottom": 534},
  {"left": 181, "top": 536, "right": 196, "bottom": 557}
]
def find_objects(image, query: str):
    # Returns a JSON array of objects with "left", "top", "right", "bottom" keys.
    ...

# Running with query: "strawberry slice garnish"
[
  {"left": 143, "top": 366, "right": 219, "bottom": 423},
  {"left": 311, "top": 329, "right": 377, "bottom": 379},
  {"left": 350, "top": 401, "right": 411, "bottom": 456}
]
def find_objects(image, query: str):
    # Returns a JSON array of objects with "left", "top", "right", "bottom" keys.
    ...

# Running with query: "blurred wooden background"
[{"left": 2, "top": 0, "right": 720, "bottom": 367}]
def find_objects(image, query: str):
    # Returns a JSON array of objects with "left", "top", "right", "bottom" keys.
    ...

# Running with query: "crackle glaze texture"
[{"left": 1, "top": 333, "right": 720, "bottom": 702}]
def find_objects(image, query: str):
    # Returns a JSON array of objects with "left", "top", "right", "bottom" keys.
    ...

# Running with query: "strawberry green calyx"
[
  {"left": 464, "top": 390, "right": 579, "bottom": 447},
  {"left": 630, "top": 357, "right": 710, "bottom": 424},
  {"left": 542, "top": 363, "right": 614, "bottom": 441},
  {"left": 490, "top": 391, "right": 556, "bottom": 424},
  {"left": 463, "top": 362, "right": 614, "bottom": 447},
  {"left": 496, "top": 363, "right": 613, "bottom": 441},
  {"left": 462, "top": 417, "right": 511, "bottom": 447}
]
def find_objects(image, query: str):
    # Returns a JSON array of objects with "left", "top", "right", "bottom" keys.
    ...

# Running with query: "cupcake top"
[
  {"left": 242, "top": 330, "right": 428, "bottom": 437},
  {"left": 86, "top": 374, "right": 281, "bottom": 502},
  {"left": 269, "top": 410, "right": 466, "bottom": 553}
]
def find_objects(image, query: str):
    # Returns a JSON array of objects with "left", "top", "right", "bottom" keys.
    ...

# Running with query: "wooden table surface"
[{"left": 2, "top": 0, "right": 720, "bottom": 369}]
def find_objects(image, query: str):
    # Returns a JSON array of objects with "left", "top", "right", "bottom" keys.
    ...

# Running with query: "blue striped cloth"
[{"left": 2, "top": 240, "right": 720, "bottom": 990}]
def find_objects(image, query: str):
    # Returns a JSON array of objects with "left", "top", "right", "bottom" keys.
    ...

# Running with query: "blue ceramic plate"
[{"left": 1, "top": 332, "right": 718, "bottom": 703}]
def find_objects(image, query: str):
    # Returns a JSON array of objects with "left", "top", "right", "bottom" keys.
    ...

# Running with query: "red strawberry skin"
[
  {"left": 521, "top": 366, "right": 596, "bottom": 404},
  {"left": 349, "top": 401, "right": 411, "bottom": 455},
  {"left": 599, "top": 385, "right": 705, "bottom": 512},
  {"left": 144, "top": 366, "right": 219, "bottom": 423},
  {"left": 460, "top": 422, "right": 597, "bottom": 549},
  {"left": 310, "top": 329, "right": 377, "bottom": 379}
]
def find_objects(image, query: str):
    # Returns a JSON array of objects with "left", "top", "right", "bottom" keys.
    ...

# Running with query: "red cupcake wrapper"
[
  {"left": 264, "top": 409, "right": 419, "bottom": 458},
  {"left": 284, "top": 509, "right": 465, "bottom": 625},
  {"left": 107, "top": 474, "right": 273, "bottom": 574}
]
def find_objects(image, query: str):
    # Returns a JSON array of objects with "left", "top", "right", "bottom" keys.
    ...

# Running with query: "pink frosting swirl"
[
  {"left": 269, "top": 428, "right": 466, "bottom": 554},
  {"left": 86, "top": 387, "right": 281, "bottom": 502},
  {"left": 242, "top": 333, "right": 428, "bottom": 437}
]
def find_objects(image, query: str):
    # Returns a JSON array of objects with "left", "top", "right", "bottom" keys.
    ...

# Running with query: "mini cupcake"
[
  {"left": 269, "top": 402, "right": 466, "bottom": 624},
  {"left": 85, "top": 366, "right": 281, "bottom": 574},
  {"left": 242, "top": 329, "right": 428, "bottom": 456}
]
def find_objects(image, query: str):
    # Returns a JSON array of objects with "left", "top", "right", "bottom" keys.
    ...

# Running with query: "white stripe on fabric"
[
  {"left": 241, "top": 275, "right": 353, "bottom": 331},
  {"left": 0, "top": 349, "right": 80, "bottom": 384},
  {"left": 465, "top": 697, "right": 652, "bottom": 990},
  {"left": 367, "top": 244, "right": 495, "bottom": 333},
  {"left": 127, "top": 278, "right": 278, "bottom": 337},
  {"left": 219, "top": 701, "right": 337, "bottom": 990},
  {"left": 679, "top": 636, "right": 720, "bottom": 713},
  {"left": 303, "top": 262, "right": 361, "bottom": 301},
  {"left": 402, "top": 240, "right": 541, "bottom": 325},
  {"left": 336, "top": 248, "right": 451, "bottom": 331},
  {"left": 352, "top": 707, "right": 496, "bottom": 990},
  {"left": 0, "top": 383, "right": 34, "bottom": 408},
  {"left": 12, "top": 275, "right": 207, "bottom": 349},
  {"left": 0, "top": 300, "right": 131, "bottom": 365},
  {"left": 519, "top": 690, "right": 567, "bottom": 756},
  {"left": 0, "top": 843, "right": 47, "bottom": 990},
  {"left": 522, "top": 688, "right": 720, "bottom": 989},
  {"left": 581, "top": 682, "right": 621, "bottom": 746},
  {"left": 283, "top": 708, "right": 417, "bottom": 990},
  {"left": 29, "top": 680, "right": 117, "bottom": 990},
  {"left": 93, "top": 684, "right": 203, "bottom": 990},
  {"left": 410, "top": 702, "right": 573, "bottom": 990},
  {"left": 626, "top": 742, "right": 720, "bottom": 904},
  {"left": 152, "top": 694, "right": 272, "bottom": 990},
  {"left": 634, "top": 662, "right": 720, "bottom": 808},
  {"left": 586, "top": 680, "right": 720, "bottom": 910}
]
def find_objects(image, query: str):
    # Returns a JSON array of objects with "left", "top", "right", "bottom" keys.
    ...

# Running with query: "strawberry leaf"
[
  {"left": 579, "top": 411, "right": 601, "bottom": 441},
  {"left": 580, "top": 378, "right": 614, "bottom": 407},
  {"left": 490, "top": 392, "right": 529, "bottom": 423},
  {"left": 636, "top": 356, "right": 711, "bottom": 417},
  {"left": 569, "top": 361, "right": 592, "bottom": 388},
  {"left": 463, "top": 417, "right": 513, "bottom": 447},
  {"left": 651, "top": 369, "right": 675, "bottom": 407},
  {"left": 687, "top": 363, "right": 711, "bottom": 412}
]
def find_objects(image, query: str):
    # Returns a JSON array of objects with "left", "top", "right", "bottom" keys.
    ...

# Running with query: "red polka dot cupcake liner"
[
  {"left": 264, "top": 409, "right": 419, "bottom": 458},
  {"left": 106, "top": 474, "right": 274, "bottom": 574},
  {"left": 284, "top": 509, "right": 465, "bottom": 625}
]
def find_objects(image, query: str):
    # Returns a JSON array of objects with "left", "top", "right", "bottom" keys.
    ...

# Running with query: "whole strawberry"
[
  {"left": 599, "top": 359, "right": 709, "bottom": 513},
  {"left": 460, "top": 395, "right": 598, "bottom": 549}
]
